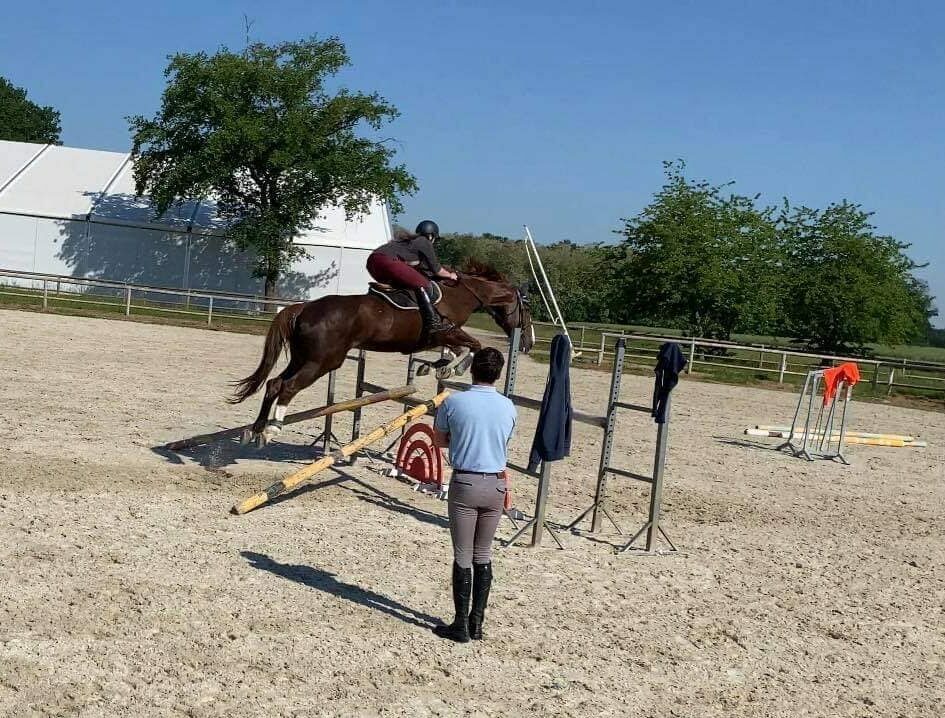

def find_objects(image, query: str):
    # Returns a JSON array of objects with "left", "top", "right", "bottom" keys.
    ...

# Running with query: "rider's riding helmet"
[{"left": 415, "top": 220, "right": 440, "bottom": 240}]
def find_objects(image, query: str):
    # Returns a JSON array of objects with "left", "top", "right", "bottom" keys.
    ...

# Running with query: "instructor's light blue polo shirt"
[{"left": 434, "top": 385, "right": 517, "bottom": 473}]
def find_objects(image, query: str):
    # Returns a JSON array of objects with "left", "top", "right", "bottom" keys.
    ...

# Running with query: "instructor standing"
[{"left": 432, "top": 348, "right": 516, "bottom": 642}]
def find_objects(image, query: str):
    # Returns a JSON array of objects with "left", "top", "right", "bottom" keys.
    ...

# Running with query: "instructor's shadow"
[{"left": 241, "top": 551, "right": 438, "bottom": 629}]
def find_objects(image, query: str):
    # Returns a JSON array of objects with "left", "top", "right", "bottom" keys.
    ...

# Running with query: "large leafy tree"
[
  {"left": 612, "top": 161, "right": 781, "bottom": 339},
  {"left": 778, "top": 201, "right": 935, "bottom": 353},
  {"left": 0, "top": 77, "right": 61, "bottom": 144},
  {"left": 129, "top": 37, "right": 416, "bottom": 296}
]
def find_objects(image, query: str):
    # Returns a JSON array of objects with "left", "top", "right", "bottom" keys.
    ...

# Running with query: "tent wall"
[
  {"left": 0, "top": 213, "right": 374, "bottom": 298},
  {"left": 0, "top": 140, "right": 391, "bottom": 300}
]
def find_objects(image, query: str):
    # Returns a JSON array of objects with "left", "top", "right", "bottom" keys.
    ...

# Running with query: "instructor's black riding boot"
[
  {"left": 433, "top": 562, "right": 472, "bottom": 643},
  {"left": 468, "top": 562, "right": 493, "bottom": 640},
  {"left": 416, "top": 287, "right": 454, "bottom": 334}
]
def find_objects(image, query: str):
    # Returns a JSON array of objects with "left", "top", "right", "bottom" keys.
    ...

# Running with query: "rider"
[{"left": 367, "top": 220, "right": 458, "bottom": 334}]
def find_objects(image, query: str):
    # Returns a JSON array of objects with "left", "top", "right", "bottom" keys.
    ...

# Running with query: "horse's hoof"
[
  {"left": 456, "top": 355, "right": 474, "bottom": 375},
  {"left": 435, "top": 366, "right": 454, "bottom": 380},
  {"left": 415, "top": 363, "right": 431, "bottom": 376},
  {"left": 240, "top": 429, "right": 254, "bottom": 446}
]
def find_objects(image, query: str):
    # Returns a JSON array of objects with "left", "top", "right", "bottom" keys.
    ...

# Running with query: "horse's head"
[{"left": 457, "top": 262, "right": 535, "bottom": 353}]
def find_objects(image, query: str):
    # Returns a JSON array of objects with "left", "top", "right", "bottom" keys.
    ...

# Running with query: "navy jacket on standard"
[
  {"left": 652, "top": 342, "right": 687, "bottom": 424},
  {"left": 527, "top": 334, "right": 573, "bottom": 472}
]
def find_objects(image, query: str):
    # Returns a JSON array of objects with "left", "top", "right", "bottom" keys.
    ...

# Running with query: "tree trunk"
[{"left": 264, "top": 272, "right": 278, "bottom": 314}]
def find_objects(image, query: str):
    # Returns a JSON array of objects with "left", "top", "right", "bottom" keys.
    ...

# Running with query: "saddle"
[{"left": 368, "top": 282, "right": 443, "bottom": 310}]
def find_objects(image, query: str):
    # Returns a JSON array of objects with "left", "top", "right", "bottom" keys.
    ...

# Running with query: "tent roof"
[{"left": 0, "top": 140, "right": 389, "bottom": 249}]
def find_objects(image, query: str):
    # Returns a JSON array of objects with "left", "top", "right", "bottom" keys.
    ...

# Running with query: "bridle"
[{"left": 455, "top": 274, "right": 530, "bottom": 331}]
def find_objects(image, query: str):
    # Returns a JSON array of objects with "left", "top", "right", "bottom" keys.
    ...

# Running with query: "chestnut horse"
[{"left": 231, "top": 262, "right": 534, "bottom": 444}]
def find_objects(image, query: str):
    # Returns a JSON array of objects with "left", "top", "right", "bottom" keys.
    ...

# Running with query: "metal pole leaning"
[
  {"left": 524, "top": 226, "right": 570, "bottom": 347},
  {"left": 232, "top": 391, "right": 449, "bottom": 515}
]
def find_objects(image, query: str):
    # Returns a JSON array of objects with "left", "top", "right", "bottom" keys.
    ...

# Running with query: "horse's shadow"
[
  {"left": 240, "top": 551, "right": 439, "bottom": 629},
  {"left": 152, "top": 434, "right": 325, "bottom": 470}
]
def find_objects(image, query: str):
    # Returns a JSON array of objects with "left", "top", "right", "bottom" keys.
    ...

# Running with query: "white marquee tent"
[{"left": 0, "top": 140, "right": 392, "bottom": 299}]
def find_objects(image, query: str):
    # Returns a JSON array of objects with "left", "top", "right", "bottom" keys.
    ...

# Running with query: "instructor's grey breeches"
[{"left": 447, "top": 471, "right": 506, "bottom": 568}]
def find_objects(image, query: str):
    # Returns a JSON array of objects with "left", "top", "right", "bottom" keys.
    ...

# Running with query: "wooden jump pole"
[
  {"left": 745, "top": 429, "right": 926, "bottom": 448},
  {"left": 754, "top": 425, "right": 916, "bottom": 442},
  {"left": 164, "top": 385, "right": 418, "bottom": 451},
  {"left": 232, "top": 390, "right": 449, "bottom": 515}
]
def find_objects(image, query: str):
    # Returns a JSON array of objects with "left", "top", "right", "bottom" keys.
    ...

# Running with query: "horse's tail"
[{"left": 229, "top": 303, "right": 304, "bottom": 403}]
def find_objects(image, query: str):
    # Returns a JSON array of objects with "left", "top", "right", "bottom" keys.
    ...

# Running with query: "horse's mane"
[{"left": 462, "top": 259, "right": 506, "bottom": 281}]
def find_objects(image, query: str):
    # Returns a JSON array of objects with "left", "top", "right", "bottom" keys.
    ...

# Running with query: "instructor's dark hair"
[{"left": 471, "top": 347, "right": 504, "bottom": 384}]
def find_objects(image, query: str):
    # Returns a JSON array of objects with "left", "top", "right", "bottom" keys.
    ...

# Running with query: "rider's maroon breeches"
[{"left": 367, "top": 252, "right": 431, "bottom": 291}]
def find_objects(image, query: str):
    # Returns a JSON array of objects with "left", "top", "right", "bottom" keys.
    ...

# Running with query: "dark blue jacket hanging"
[
  {"left": 527, "top": 333, "right": 573, "bottom": 472},
  {"left": 652, "top": 342, "right": 687, "bottom": 424}
]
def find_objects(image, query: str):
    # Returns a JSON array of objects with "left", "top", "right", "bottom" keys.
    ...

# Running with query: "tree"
[
  {"left": 526, "top": 240, "right": 615, "bottom": 323},
  {"left": 612, "top": 161, "right": 781, "bottom": 339},
  {"left": 129, "top": 37, "right": 416, "bottom": 297},
  {"left": 928, "top": 327, "right": 945, "bottom": 349},
  {"left": 778, "top": 201, "right": 935, "bottom": 353},
  {"left": 0, "top": 77, "right": 61, "bottom": 144},
  {"left": 436, "top": 232, "right": 614, "bottom": 323}
]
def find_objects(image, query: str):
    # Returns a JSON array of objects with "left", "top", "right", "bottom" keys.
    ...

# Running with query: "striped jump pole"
[{"left": 232, "top": 391, "right": 449, "bottom": 515}]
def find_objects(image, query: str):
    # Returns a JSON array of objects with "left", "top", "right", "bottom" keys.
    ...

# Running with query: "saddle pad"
[{"left": 368, "top": 282, "right": 442, "bottom": 310}]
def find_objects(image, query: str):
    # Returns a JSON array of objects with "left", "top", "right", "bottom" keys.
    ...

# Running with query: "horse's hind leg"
[
  {"left": 242, "top": 367, "right": 294, "bottom": 446},
  {"left": 258, "top": 359, "right": 336, "bottom": 445}
]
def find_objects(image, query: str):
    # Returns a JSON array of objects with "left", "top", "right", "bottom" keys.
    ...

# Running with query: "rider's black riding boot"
[
  {"left": 416, "top": 287, "right": 453, "bottom": 334},
  {"left": 433, "top": 562, "right": 471, "bottom": 643},
  {"left": 468, "top": 561, "right": 493, "bottom": 640}
]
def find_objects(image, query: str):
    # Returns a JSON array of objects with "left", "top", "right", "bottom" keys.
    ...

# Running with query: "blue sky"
[{"left": 2, "top": 0, "right": 942, "bottom": 325}]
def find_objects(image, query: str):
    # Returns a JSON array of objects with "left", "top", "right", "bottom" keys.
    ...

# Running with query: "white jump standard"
[{"left": 776, "top": 368, "right": 853, "bottom": 464}]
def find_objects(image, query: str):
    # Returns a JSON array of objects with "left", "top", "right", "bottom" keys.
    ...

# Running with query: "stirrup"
[{"left": 429, "top": 318, "right": 455, "bottom": 334}]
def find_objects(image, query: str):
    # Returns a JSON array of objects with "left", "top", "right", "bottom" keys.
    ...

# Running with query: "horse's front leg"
[
  {"left": 435, "top": 330, "right": 482, "bottom": 379},
  {"left": 416, "top": 347, "right": 456, "bottom": 376}
]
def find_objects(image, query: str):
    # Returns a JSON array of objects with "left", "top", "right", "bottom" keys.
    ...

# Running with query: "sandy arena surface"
[{"left": 0, "top": 309, "right": 943, "bottom": 717}]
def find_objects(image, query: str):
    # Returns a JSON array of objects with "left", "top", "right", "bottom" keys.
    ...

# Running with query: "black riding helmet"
[{"left": 415, "top": 220, "right": 440, "bottom": 240}]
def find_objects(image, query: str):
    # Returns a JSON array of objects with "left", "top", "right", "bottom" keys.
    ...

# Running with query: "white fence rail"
[
  {"left": 1, "top": 268, "right": 942, "bottom": 401},
  {"left": 528, "top": 323, "right": 944, "bottom": 400},
  {"left": 0, "top": 268, "right": 294, "bottom": 326}
]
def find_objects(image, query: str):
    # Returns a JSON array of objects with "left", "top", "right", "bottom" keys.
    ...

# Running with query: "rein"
[{"left": 454, "top": 274, "right": 527, "bottom": 328}]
